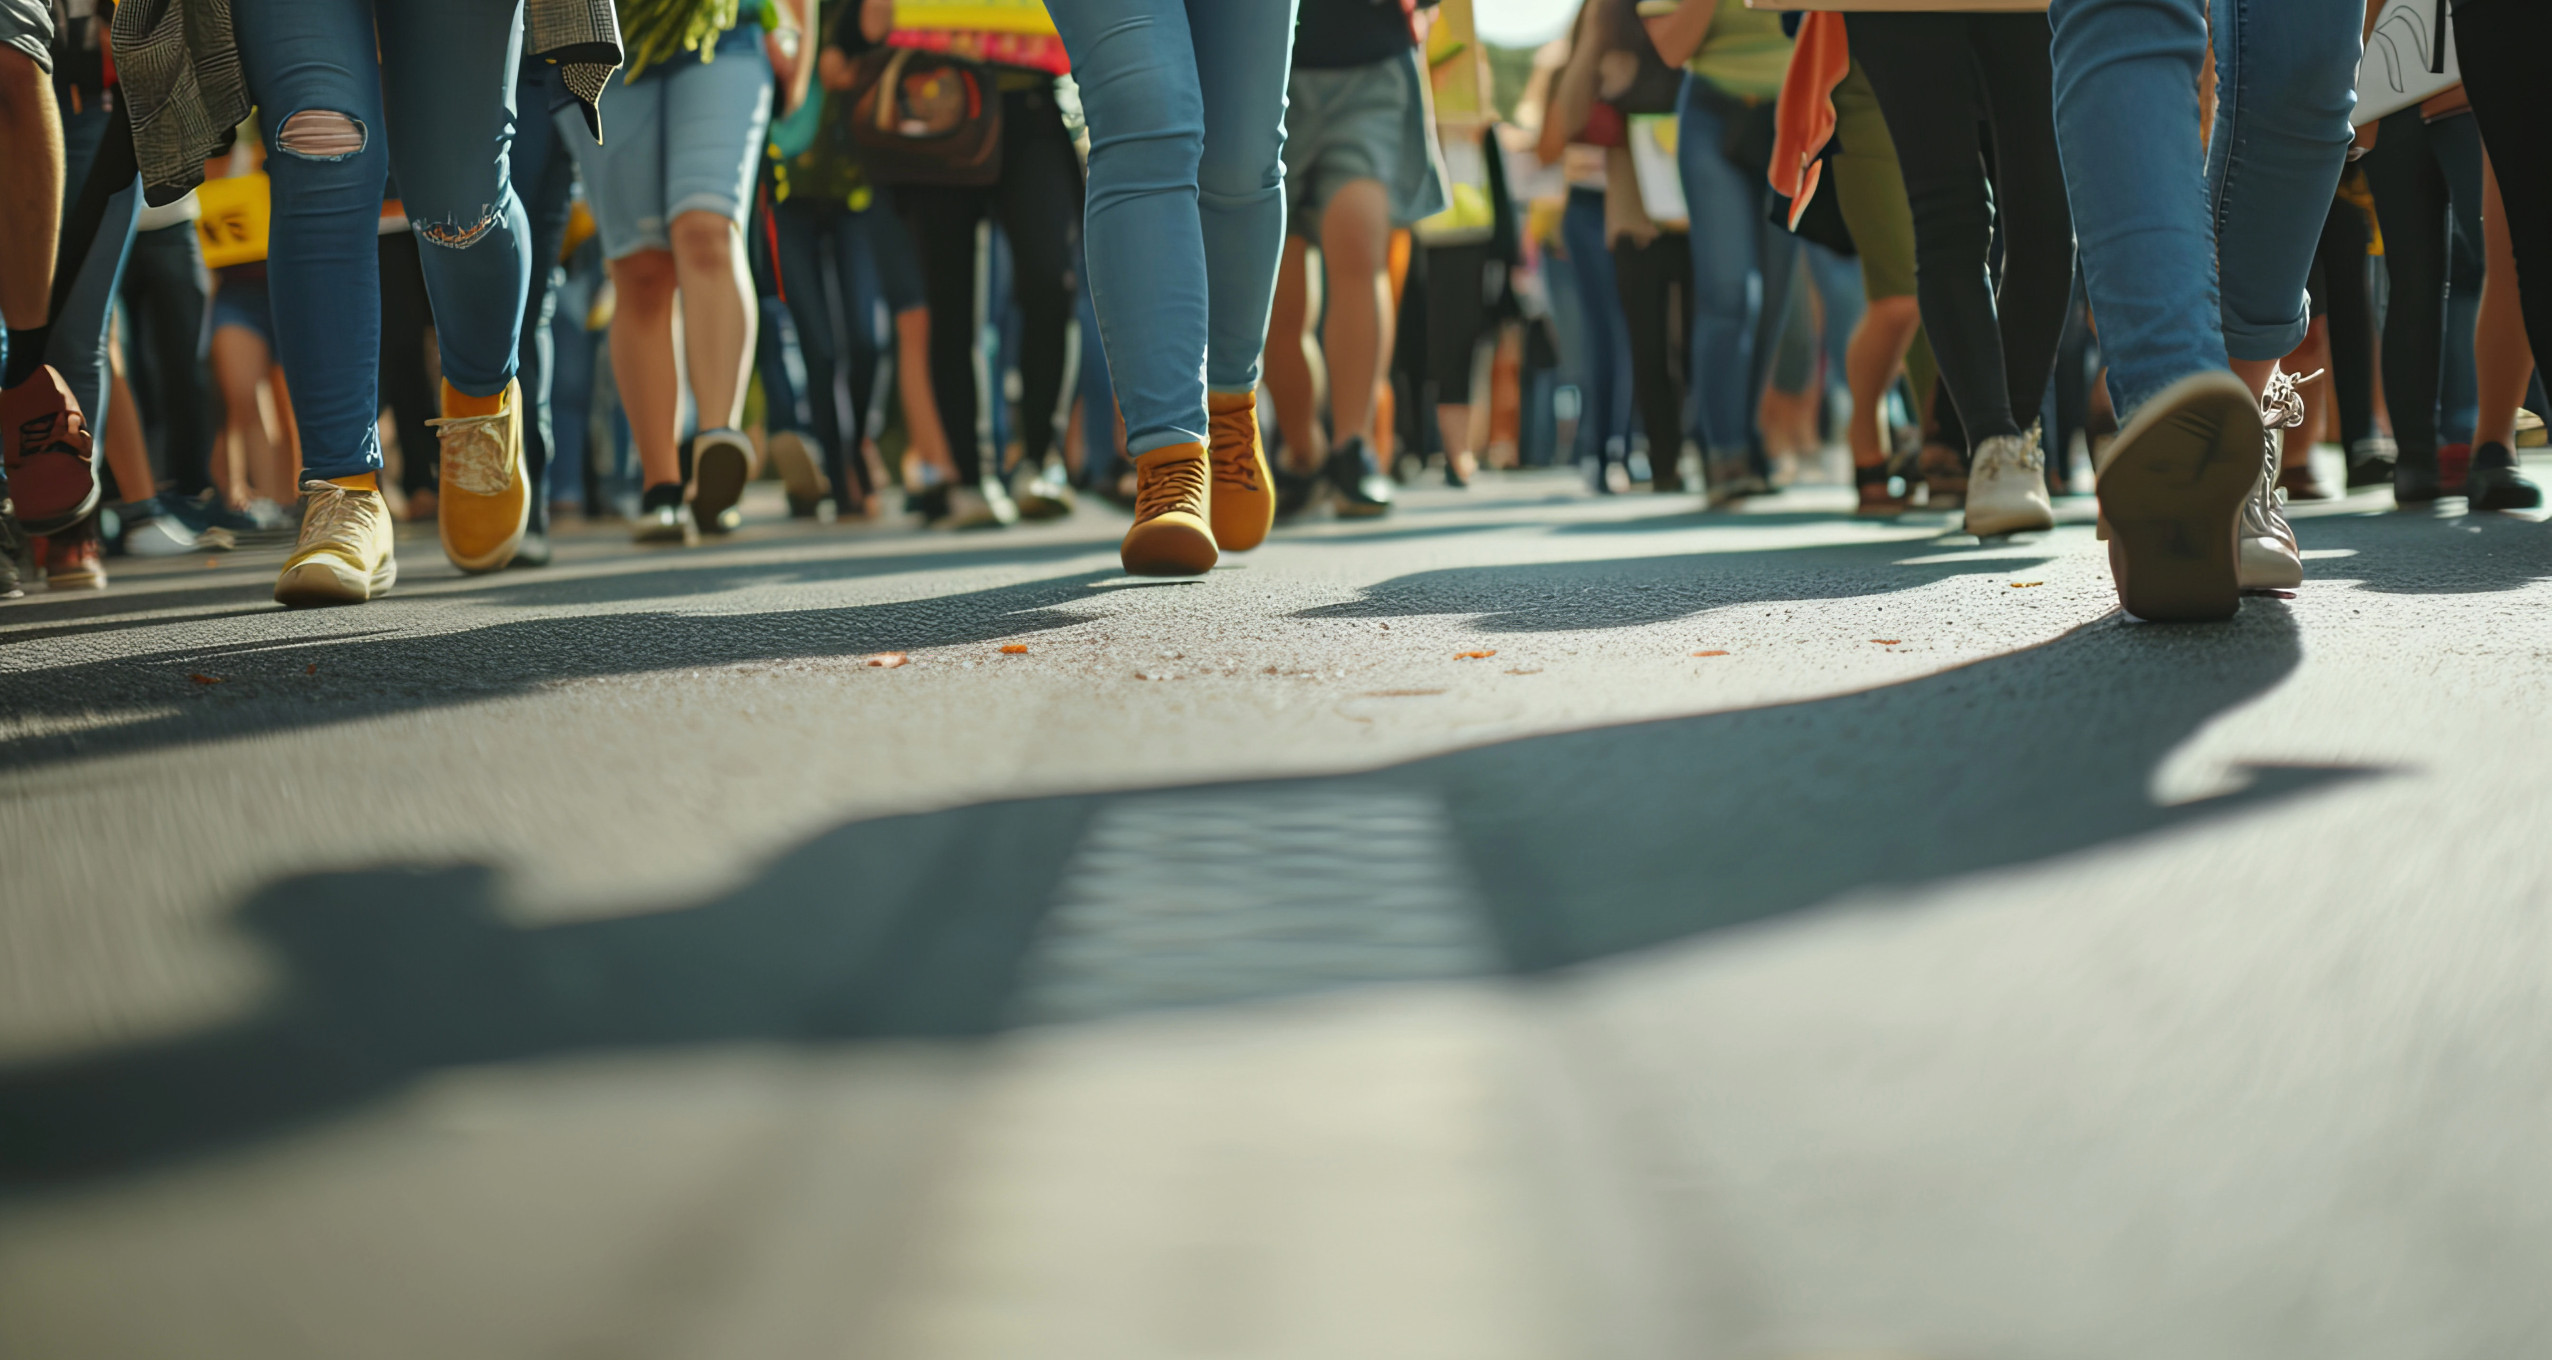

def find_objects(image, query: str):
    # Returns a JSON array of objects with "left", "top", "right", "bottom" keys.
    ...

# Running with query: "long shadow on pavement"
[{"left": 0, "top": 602, "right": 2376, "bottom": 1190}]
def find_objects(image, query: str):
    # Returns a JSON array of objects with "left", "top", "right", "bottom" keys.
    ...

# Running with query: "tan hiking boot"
[
  {"left": 1207, "top": 389, "right": 1274, "bottom": 551},
  {"left": 1119, "top": 442, "right": 1216, "bottom": 577}
]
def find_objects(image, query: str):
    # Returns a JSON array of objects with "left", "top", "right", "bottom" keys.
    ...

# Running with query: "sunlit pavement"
[{"left": 4, "top": 461, "right": 2549, "bottom": 1358}]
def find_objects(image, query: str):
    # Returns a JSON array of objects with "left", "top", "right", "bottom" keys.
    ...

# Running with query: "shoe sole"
[
  {"left": 1964, "top": 495, "right": 2056, "bottom": 537},
  {"left": 2095, "top": 372, "right": 2261, "bottom": 622},
  {"left": 691, "top": 434, "right": 752, "bottom": 535},
  {"left": 2238, "top": 537, "right": 2305, "bottom": 589},
  {"left": 1121, "top": 512, "right": 1217, "bottom": 576},
  {"left": 274, "top": 553, "right": 396, "bottom": 607}
]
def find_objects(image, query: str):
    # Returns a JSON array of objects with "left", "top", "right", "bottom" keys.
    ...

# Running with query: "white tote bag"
[{"left": 2355, "top": 0, "right": 2458, "bottom": 126}]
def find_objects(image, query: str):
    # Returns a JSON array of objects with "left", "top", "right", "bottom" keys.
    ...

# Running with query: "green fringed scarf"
[{"left": 615, "top": 0, "right": 748, "bottom": 79}]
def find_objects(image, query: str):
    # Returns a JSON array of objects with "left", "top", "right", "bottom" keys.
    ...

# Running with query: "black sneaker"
[
  {"left": 2344, "top": 438, "right": 2397, "bottom": 490},
  {"left": 2466, "top": 442, "right": 2542, "bottom": 512},
  {"left": 0, "top": 501, "right": 26, "bottom": 599},
  {"left": 2394, "top": 458, "right": 2444, "bottom": 508},
  {"left": 507, "top": 530, "right": 553, "bottom": 567},
  {"left": 1326, "top": 436, "right": 1394, "bottom": 519},
  {"left": 1274, "top": 463, "right": 1321, "bottom": 520}
]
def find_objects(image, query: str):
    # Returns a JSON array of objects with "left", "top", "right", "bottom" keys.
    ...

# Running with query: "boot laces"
[
  {"left": 2244, "top": 376, "right": 2316, "bottom": 541},
  {"left": 297, "top": 479, "right": 381, "bottom": 550},
  {"left": 1975, "top": 425, "right": 2045, "bottom": 475},
  {"left": 428, "top": 406, "right": 514, "bottom": 497},
  {"left": 1210, "top": 403, "right": 1261, "bottom": 491},
  {"left": 1135, "top": 453, "right": 1208, "bottom": 521},
  {"left": 2260, "top": 368, "right": 2321, "bottom": 431}
]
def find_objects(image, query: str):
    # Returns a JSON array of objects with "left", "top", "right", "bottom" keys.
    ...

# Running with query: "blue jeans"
[
  {"left": 1677, "top": 79, "right": 1801, "bottom": 463},
  {"left": 1045, "top": 0, "right": 1300, "bottom": 455},
  {"left": 1559, "top": 187, "right": 1635, "bottom": 467},
  {"left": 2047, "top": 0, "right": 2360, "bottom": 418},
  {"left": 557, "top": 24, "right": 771, "bottom": 260},
  {"left": 511, "top": 58, "right": 578, "bottom": 529},
  {"left": 234, "top": 0, "right": 534, "bottom": 480}
]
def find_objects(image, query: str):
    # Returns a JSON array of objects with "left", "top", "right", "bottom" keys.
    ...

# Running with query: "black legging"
[
  {"left": 2453, "top": 0, "right": 2552, "bottom": 376},
  {"left": 2362, "top": 107, "right": 2484, "bottom": 470},
  {"left": 2309, "top": 190, "right": 2376, "bottom": 452},
  {"left": 1848, "top": 12, "right": 2074, "bottom": 452},
  {"left": 377, "top": 232, "right": 438, "bottom": 497},
  {"left": 896, "top": 86, "right": 1083, "bottom": 487},
  {"left": 119, "top": 224, "right": 217, "bottom": 498},
  {"left": 1612, "top": 231, "right": 1690, "bottom": 480}
]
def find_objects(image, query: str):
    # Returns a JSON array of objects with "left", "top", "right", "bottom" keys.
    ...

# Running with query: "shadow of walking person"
[{"left": 0, "top": 601, "right": 2371, "bottom": 1191}]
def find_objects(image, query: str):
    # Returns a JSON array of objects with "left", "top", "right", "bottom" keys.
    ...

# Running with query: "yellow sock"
[
  {"left": 441, "top": 380, "right": 507, "bottom": 419},
  {"left": 327, "top": 472, "right": 379, "bottom": 493}
]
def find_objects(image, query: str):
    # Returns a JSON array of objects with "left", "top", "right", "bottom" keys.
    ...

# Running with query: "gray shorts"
[
  {"left": 0, "top": 0, "right": 52, "bottom": 74},
  {"left": 1283, "top": 49, "right": 1447, "bottom": 238}
]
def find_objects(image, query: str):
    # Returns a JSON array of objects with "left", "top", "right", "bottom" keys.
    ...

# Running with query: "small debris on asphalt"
[
  {"left": 1871, "top": 639, "right": 1901, "bottom": 646},
  {"left": 2009, "top": 581, "right": 2045, "bottom": 588},
  {"left": 1454, "top": 650, "right": 1496, "bottom": 659},
  {"left": 1691, "top": 650, "right": 1729, "bottom": 657},
  {"left": 189, "top": 673, "right": 224, "bottom": 685},
  {"left": 999, "top": 644, "right": 1028, "bottom": 654},
  {"left": 862, "top": 653, "right": 908, "bottom": 668}
]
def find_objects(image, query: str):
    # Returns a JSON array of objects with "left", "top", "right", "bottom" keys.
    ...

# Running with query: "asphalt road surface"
[{"left": 4, "top": 464, "right": 2548, "bottom": 1359}]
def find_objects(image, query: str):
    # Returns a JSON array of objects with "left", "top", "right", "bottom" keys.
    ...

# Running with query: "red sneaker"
[
  {"left": 2438, "top": 442, "right": 2472, "bottom": 497},
  {"left": 34, "top": 531, "right": 107, "bottom": 591},
  {"left": 2, "top": 366, "right": 100, "bottom": 535}
]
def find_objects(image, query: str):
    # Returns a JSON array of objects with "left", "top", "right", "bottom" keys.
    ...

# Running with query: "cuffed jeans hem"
[
  {"left": 303, "top": 445, "right": 387, "bottom": 483},
  {"left": 2221, "top": 314, "right": 2310, "bottom": 364},
  {"left": 441, "top": 365, "right": 519, "bottom": 400},
  {"left": 1126, "top": 426, "right": 1207, "bottom": 456}
]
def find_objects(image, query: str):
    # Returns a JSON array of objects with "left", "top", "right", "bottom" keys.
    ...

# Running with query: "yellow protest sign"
[
  {"left": 194, "top": 173, "right": 271, "bottom": 269},
  {"left": 891, "top": 0, "right": 1055, "bottom": 35}
]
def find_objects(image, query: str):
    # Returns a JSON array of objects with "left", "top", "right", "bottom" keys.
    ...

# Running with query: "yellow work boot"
[
  {"left": 1207, "top": 388, "right": 1273, "bottom": 552},
  {"left": 1119, "top": 441, "right": 1217, "bottom": 577},
  {"left": 275, "top": 475, "right": 397, "bottom": 607},
  {"left": 431, "top": 379, "right": 529, "bottom": 573}
]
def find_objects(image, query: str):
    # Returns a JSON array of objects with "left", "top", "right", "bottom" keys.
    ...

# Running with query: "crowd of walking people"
[{"left": 1, "top": 0, "right": 2546, "bottom": 622}]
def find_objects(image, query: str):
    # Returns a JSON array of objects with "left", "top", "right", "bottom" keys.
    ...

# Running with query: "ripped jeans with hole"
[{"left": 233, "top": 0, "right": 535, "bottom": 481}]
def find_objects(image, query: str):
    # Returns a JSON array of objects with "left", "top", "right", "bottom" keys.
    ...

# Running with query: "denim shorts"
[
  {"left": 558, "top": 24, "right": 773, "bottom": 259},
  {"left": 1282, "top": 49, "right": 1448, "bottom": 237},
  {"left": 210, "top": 273, "right": 275, "bottom": 345},
  {"left": 0, "top": 0, "right": 50, "bottom": 74}
]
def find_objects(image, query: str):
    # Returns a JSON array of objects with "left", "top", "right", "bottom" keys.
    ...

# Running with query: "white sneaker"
[
  {"left": 1963, "top": 427, "right": 2056, "bottom": 536},
  {"left": 939, "top": 480, "right": 1018, "bottom": 531},
  {"left": 2238, "top": 370, "right": 2309, "bottom": 590},
  {"left": 241, "top": 498, "right": 291, "bottom": 532},
  {"left": 1010, "top": 461, "right": 1075, "bottom": 520},
  {"left": 123, "top": 513, "right": 200, "bottom": 557}
]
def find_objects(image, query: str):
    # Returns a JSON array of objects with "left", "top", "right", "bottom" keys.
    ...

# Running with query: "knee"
[
  {"left": 612, "top": 251, "right": 678, "bottom": 311},
  {"left": 275, "top": 108, "right": 368, "bottom": 162},
  {"left": 267, "top": 108, "right": 384, "bottom": 207},
  {"left": 1074, "top": 30, "right": 1205, "bottom": 184},
  {"left": 668, "top": 212, "right": 739, "bottom": 274}
]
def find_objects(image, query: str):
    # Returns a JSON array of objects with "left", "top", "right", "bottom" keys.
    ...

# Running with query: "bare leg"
[
  {"left": 669, "top": 211, "right": 755, "bottom": 433},
  {"left": 894, "top": 305, "right": 952, "bottom": 477},
  {"left": 1436, "top": 403, "right": 1479, "bottom": 481},
  {"left": 211, "top": 325, "right": 279, "bottom": 502},
  {"left": 1320, "top": 180, "right": 1392, "bottom": 451},
  {"left": 267, "top": 368, "right": 302, "bottom": 500},
  {"left": 607, "top": 250, "right": 683, "bottom": 488},
  {"left": 1263, "top": 234, "right": 1324, "bottom": 473},
  {"left": 0, "top": 50, "right": 63, "bottom": 332},
  {"left": 2282, "top": 316, "right": 2330, "bottom": 470}
]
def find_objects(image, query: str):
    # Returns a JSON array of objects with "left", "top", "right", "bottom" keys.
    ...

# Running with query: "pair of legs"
[
  {"left": 2047, "top": 0, "right": 2359, "bottom": 616},
  {"left": 1851, "top": 12, "right": 2074, "bottom": 453},
  {"left": 235, "top": 0, "right": 532, "bottom": 482},
  {"left": 1046, "top": 0, "right": 1299, "bottom": 571},
  {"left": 2048, "top": 0, "right": 2358, "bottom": 417},
  {"left": 1826, "top": 59, "right": 1937, "bottom": 503},
  {"left": 761, "top": 190, "right": 942, "bottom": 506},
  {"left": 508, "top": 56, "right": 578, "bottom": 544},
  {"left": 2455, "top": 0, "right": 2552, "bottom": 393},
  {"left": 897, "top": 89, "right": 1083, "bottom": 489},
  {"left": 1266, "top": 178, "right": 1393, "bottom": 475},
  {"left": 2362, "top": 107, "right": 2485, "bottom": 480},
  {"left": 1557, "top": 186, "right": 1637, "bottom": 479},
  {"left": 562, "top": 25, "right": 771, "bottom": 499},
  {"left": 1612, "top": 230, "right": 1691, "bottom": 492},
  {"left": 1677, "top": 76, "right": 1799, "bottom": 481},
  {"left": 119, "top": 223, "right": 216, "bottom": 500}
]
